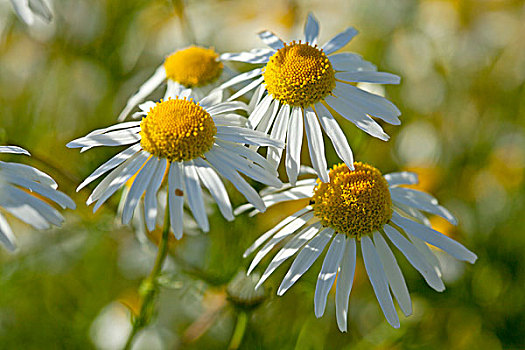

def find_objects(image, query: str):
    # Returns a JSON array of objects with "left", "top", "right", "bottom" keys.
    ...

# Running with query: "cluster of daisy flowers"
[{"left": 3, "top": 10, "right": 477, "bottom": 333}]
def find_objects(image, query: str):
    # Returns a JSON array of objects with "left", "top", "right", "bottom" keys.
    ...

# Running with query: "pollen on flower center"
[
  {"left": 263, "top": 41, "right": 336, "bottom": 107},
  {"left": 164, "top": 46, "right": 223, "bottom": 87},
  {"left": 311, "top": 162, "right": 392, "bottom": 238},
  {"left": 139, "top": 98, "right": 216, "bottom": 162}
]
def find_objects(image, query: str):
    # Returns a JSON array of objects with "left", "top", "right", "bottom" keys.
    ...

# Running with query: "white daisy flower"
[
  {"left": 220, "top": 13, "right": 401, "bottom": 185},
  {"left": 9, "top": 0, "right": 52, "bottom": 26},
  {"left": 118, "top": 46, "right": 232, "bottom": 122},
  {"left": 239, "top": 162, "right": 477, "bottom": 331},
  {"left": 68, "top": 89, "right": 284, "bottom": 239},
  {"left": 0, "top": 145, "right": 76, "bottom": 251}
]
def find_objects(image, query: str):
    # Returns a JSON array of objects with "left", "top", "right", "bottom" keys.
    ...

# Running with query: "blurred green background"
[{"left": 1, "top": 0, "right": 524, "bottom": 349}]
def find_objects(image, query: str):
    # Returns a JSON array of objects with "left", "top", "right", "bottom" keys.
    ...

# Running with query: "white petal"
[
  {"left": 392, "top": 212, "right": 476, "bottom": 263},
  {"left": 285, "top": 107, "right": 303, "bottom": 186},
  {"left": 216, "top": 125, "right": 283, "bottom": 148},
  {"left": 383, "top": 224, "right": 445, "bottom": 291},
  {"left": 373, "top": 231, "right": 412, "bottom": 317},
  {"left": 324, "top": 95, "right": 390, "bottom": 141},
  {"left": 304, "top": 13, "right": 320, "bottom": 44},
  {"left": 258, "top": 31, "right": 285, "bottom": 50},
  {"left": 220, "top": 49, "right": 273, "bottom": 64},
  {"left": 335, "top": 237, "right": 357, "bottom": 332},
  {"left": 10, "top": 0, "right": 35, "bottom": 25},
  {"left": 216, "top": 68, "right": 263, "bottom": 91},
  {"left": 193, "top": 158, "right": 234, "bottom": 221},
  {"left": 215, "top": 139, "right": 275, "bottom": 172},
  {"left": 390, "top": 187, "right": 457, "bottom": 225},
  {"left": 67, "top": 129, "right": 141, "bottom": 149},
  {"left": 0, "top": 212, "right": 16, "bottom": 251},
  {"left": 117, "top": 65, "right": 166, "bottom": 121},
  {"left": 242, "top": 207, "right": 312, "bottom": 257},
  {"left": 199, "top": 89, "right": 224, "bottom": 108},
  {"left": 144, "top": 158, "right": 167, "bottom": 231},
  {"left": 361, "top": 235, "right": 400, "bottom": 328},
  {"left": 26, "top": 0, "right": 52, "bottom": 22},
  {"left": 248, "top": 211, "right": 314, "bottom": 274},
  {"left": 304, "top": 107, "right": 329, "bottom": 182},
  {"left": 122, "top": 156, "right": 158, "bottom": 225},
  {"left": 314, "top": 233, "right": 346, "bottom": 318},
  {"left": 384, "top": 172, "right": 418, "bottom": 186},
  {"left": 0, "top": 146, "right": 30, "bottom": 155},
  {"left": 168, "top": 162, "right": 185, "bottom": 239},
  {"left": 336, "top": 71, "right": 400, "bottom": 85},
  {"left": 407, "top": 232, "right": 442, "bottom": 278},
  {"left": 183, "top": 162, "right": 209, "bottom": 232},
  {"left": 227, "top": 76, "right": 265, "bottom": 102},
  {"left": 0, "top": 161, "right": 56, "bottom": 188},
  {"left": 330, "top": 53, "right": 377, "bottom": 72},
  {"left": 247, "top": 94, "right": 273, "bottom": 129},
  {"left": 278, "top": 227, "right": 334, "bottom": 295},
  {"left": 267, "top": 104, "right": 290, "bottom": 168},
  {"left": 77, "top": 144, "right": 141, "bottom": 191},
  {"left": 322, "top": 27, "right": 359, "bottom": 55},
  {"left": 248, "top": 84, "right": 266, "bottom": 113},
  {"left": 314, "top": 103, "right": 354, "bottom": 170},
  {"left": 256, "top": 222, "right": 322, "bottom": 289},
  {"left": 255, "top": 99, "right": 280, "bottom": 135},
  {"left": 205, "top": 150, "right": 265, "bottom": 212},
  {"left": 207, "top": 101, "right": 248, "bottom": 116}
]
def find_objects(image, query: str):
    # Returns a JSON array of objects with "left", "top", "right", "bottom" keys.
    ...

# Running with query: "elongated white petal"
[
  {"left": 207, "top": 101, "right": 248, "bottom": 115},
  {"left": 314, "top": 233, "right": 346, "bottom": 318},
  {"left": 0, "top": 161, "right": 56, "bottom": 188},
  {"left": 256, "top": 222, "right": 322, "bottom": 289},
  {"left": 361, "top": 235, "right": 400, "bottom": 328},
  {"left": 248, "top": 211, "right": 314, "bottom": 274},
  {"left": 267, "top": 104, "right": 291, "bottom": 168},
  {"left": 383, "top": 224, "right": 445, "bottom": 291},
  {"left": 122, "top": 156, "right": 158, "bottom": 225},
  {"left": 335, "top": 237, "right": 357, "bottom": 332},
  {"left": 227, "top": 76, "right": 265, "bottom": 102},
  {"left": 248, "top": 94, "right": 273, "bottom": 129},
  {"left": 205, "top": 150, "right": 265, "bottom": 212},
  {"left": 333, "top": 83, "right": 401, "bottom": 125},
  {"left": 144, "top": 158, "right": 167, "bottom": 231},
  {"left": 216, "top": 125, "right": 284, "bottom": 148},
  {"left": 118, "top": 65, "right": 166, "bottom": 121},
  {"left": 199, "top": 89, "right": 223, "bottom": 108},
  {"left": 373, "top": 231, "right": 412, "bottom": 317},
  {"left": 384, "top": 172, "right": 418, "bottom": 186},
  {"left": 215, "top": 140, "right": 275, "bottom": 173},
  {"left": 183, "top": 162, "right": 209, "bottom": 232},
  {"left": 336, "top": 71, "right": 400, "bottom": 85},
  {"left": 390, "top": 187, "right": 457, "bottom": 225},
  {"left": 259, "top": 178, "right": 317, "bottom": 197},
  {"left": 392, "top": 212, "right": 476, "bottom": 263},
  {"left": 248, "top": 84, "right": 266, "bottom": 113},
  {"left": 304, "top": 108, "right": 329, "bottom": 182},
  {"left": 255, "top": 99, "right": 280, "bottom": 135},
  {"left": 83, "top": 121, "right": 142, "bottom": 138},
  {"left": 304, "top": 13, "right": 320, "bottom": 44},
  {"left": 314, "top": 103, "right": 354, "bottom": 170},
  {"left": 407, "top": 232, "right": 442, "bottom": 278},
  {"left": 242, "top": 207, "right": 312, "bottom": 256},
  {"left": 220, "top": 49, "right": 273, "bottom": 64},
  {"left": 324, "top": 95, "right": 389, "bottom": 141},
  {"left": 322, "top": 27, "right": 359, "bottom": 55},
  {"left": 278, "top": 227, "right": 334, "bottom": 295},
  {"left": 67, "top": 129, "right": 141, "bottom": 149},
  {"left": 168, "top": 162, "right": 184, "bottom": 239},
  {"left": 0, "top": 212, "right": 17, "bottom": 251},
  {"left": 258, "top": 31, "right": 284, "bottom": 50},
  {"left": 330, "top": 53, "right": 377, "bottom": 72},
  {"left": 285, "top": 107, "right": 303, "bottom": 186},
  {"left": 193, "top": 158, "right": 233, "bottom": 221},
  {"left": 216, "top": 68, "right": 263, "bottom": 90},
  {"left": 0, "top": 146, "right": 30, "bottom": 155},
  {"left": 77, "top": 144, "right": 141, "bottom": 191}
]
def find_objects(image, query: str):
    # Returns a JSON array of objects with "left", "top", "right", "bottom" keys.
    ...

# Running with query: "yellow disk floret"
[
  {"left": 164, "top": 46, "right": 223, "bottom": 87},
  {"left": 139, "top": 98, "right": 216, "bottom": 162},
  {"left": 263, "top": 41, "right": 336, "bottom": 107},
  {"left": 311, "top": 162, "right": 392, "bottom": 238}
]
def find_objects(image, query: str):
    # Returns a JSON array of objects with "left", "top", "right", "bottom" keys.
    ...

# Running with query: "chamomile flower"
[
  {"left": 9, "top": 0, "right": 52, "bottom": 26},
  {"left": 239, "top": 162, "right": 477, "bottom": 331},
  {"left": 220, "top": 13, "right": 401, "bottom": 185},
  {"left": 68, "top": 89, "right": 284, "bottom": 239},
  {"left": 118, "top": 46, "right": 230, "bottom": 122},
  {"left": 0, "top": 146, "right": 75, "bottom": 251}
]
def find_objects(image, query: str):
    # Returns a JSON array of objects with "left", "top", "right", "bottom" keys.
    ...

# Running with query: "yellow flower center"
[
  {"left": 263, "top": 41, "right": 336, "bottom": 107},
  {"left": 311, "top": 162, "right": 392, "bottom": 238},
  {"left": 163, "top": 46, "right": 223, "bottom": 87},
  {"left": 139, "top": 98, "right": 216, "bottom": 162}
]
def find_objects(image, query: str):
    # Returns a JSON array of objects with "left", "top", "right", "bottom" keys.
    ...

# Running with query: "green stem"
[
  {"left": 123, "top": 196, "right": 171, "bottom": 350},
  {"left": 228, "top": 311, "right": 248, "bottom": 350}
]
